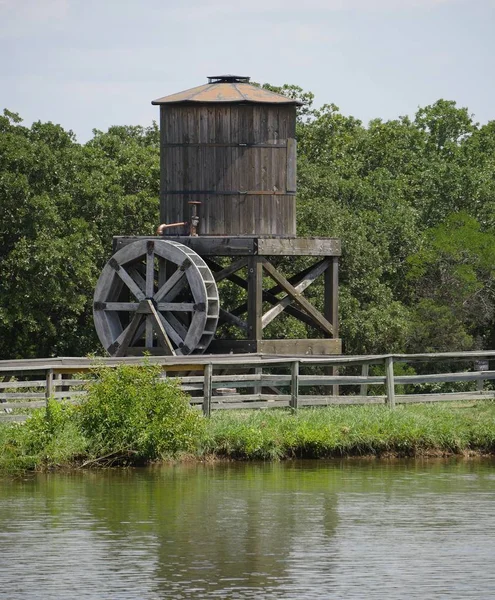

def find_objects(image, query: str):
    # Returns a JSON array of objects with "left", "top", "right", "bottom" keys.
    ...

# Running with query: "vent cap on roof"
[{"left": 207, "top": 75, "right": 250, "bottom": 84}]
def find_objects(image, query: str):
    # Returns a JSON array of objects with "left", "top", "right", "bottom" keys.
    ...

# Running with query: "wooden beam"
[
  {"left": 112, "top": 312, "right": 145, "bottom": 356},
  {"left": 203, "top": 363, "right": 213, "bottom": 417},
  {"left": 260, "top": 258, "right": 334, "bottom": 336},
  {"left": 258, "top": 338, "right": 342, "bottom": 355},
  {"left": 154, "top": 267, "right": 187, "bottom": 302},
  {"left": 290, "top": 361, "right": 299, "bottom": 410},
  {"left": 261, "top": 259, "right": 330, "bottom": 329},
  {"left": 212, "top": 258, "right": 248, "bottom": 282},
  {"left": 385, "top": 356, "right": 395, "bottom": 408},
  {"left": 204, "top": 258, "right": 248, "bottom": 290},
  {"left": 111, "top": 261, "right": 145, "bottom": 301},
  {"left": 219, "top": 308, "right": 248, "bottom": 331},
  {"left": 325, "top": 256, "right": 339, "bottom": 338},
  {"left": 247, "top": 257, "right": 263, "bottom": 342},
  {"left": 148, "top": 302, "right": 175, "bottom": 355}
]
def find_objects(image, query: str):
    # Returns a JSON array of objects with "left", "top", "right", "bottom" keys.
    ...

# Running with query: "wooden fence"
[{"left": 1, "top": 351, "right": 494, "bottom": 421}]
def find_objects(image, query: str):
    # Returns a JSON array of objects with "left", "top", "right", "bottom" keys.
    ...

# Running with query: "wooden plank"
[
  {"left": 0, "top": 393, "right": 45, "bottom": 400},
  {"left": 203, "top": 363, "right": 213, "bottom": 417},
  {"left": 298, "top": 375, "right": 385, "bottom": 385},
  {"left": 148, "top": 302, "right": 176, "bottom": 355},
  {"left": 212, "top": 258, "right": 248, "bottom": 282},
  {"left": 247, "top": 257, "right": 263, "bottom": 342},
  {"left": 113, "top": 263, "right": 146, "bottom": 301},
  {"left": 395, "top": 391, "right": 495, "bottom": 403},
  {"left": 325, "top": 256, "right": 339, "bottom": 338},
  {"left": 1, "top": 400, "right": 49, "bottom": 409},
  {"left": 232, "top": 261, "right": 330, "bottom": 327},
  {"left": 286, "top": 138, "right": 297, "bottom": 192},
  {"left": 394, "top": 371, "right": 495, "bottom": 384},
  {"left": 298, "top": 396, "right": 386, "bottom": 406},
  {"left": 258, "top": 339, "right": 342, "bottom": 355},
  {"left": 45, "top": 368, "right": 53, "bottom": 402},
  {"left": 0, "top": 414, "right": 28, "bottom": 422},
  {"left": 360, "top": 363, "right": 369, "bottom": 396},
  {"left": 219, "top": 308, "right": 248, "bottom": 331},
  {"left": 261, "top": 259, "right": 330, "bottom": 329},
  {"left": 290, "top": 361, "right": 299, "bottom": 410},
  {"left": 261, "top": 258, "right": 334, "bottom": 336},
  {"left": 0, "top": 380, "right": 45, "bottom": 389},
  {"left": 257, "top": 238, "right": 341, "bottom": 256},
  {"left": 113, "top": 236, "right": 343, "bottom": 257},
  {"left": 113, "top": 313, "right": 145, "bottom": 357}
]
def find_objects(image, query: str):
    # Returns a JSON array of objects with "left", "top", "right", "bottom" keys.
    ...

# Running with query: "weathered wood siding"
[{"left": 160, "top": 104, "right": 297, "bottom": 236}]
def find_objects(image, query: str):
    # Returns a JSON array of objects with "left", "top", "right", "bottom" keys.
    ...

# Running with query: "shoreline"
[{"left": 2, "top": 400, "right": 495, "bottom": 474}]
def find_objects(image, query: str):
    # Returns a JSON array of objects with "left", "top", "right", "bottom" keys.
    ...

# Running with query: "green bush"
[
  {"left": 77, "top": 363, "right": 205, "bottom": 461},
  {"left": 0, "top": 400, "right": 87, "bottom": 473}
]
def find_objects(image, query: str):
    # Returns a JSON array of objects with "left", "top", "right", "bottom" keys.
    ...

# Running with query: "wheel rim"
[{"left": 93, "top": 240, "right": 219, "bottom": 356}]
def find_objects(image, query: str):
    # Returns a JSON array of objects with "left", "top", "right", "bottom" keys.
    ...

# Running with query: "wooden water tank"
[{"left": 152, "top": 75, "right": 301, "bottom": 236}]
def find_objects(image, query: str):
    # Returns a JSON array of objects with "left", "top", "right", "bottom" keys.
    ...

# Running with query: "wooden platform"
[{"left": 113, "top": 236, "right": 341, "bottom": 256}]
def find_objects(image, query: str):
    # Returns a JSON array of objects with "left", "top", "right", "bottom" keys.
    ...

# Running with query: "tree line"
[{"left": 1, "top": 87, "right": 495, "bottom": 359}]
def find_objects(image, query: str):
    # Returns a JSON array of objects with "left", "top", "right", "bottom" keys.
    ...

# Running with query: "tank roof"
[{"left": 152, "top": 75, "right": 303, "bottom": 106}]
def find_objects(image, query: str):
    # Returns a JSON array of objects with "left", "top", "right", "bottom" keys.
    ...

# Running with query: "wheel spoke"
[
  {"left": 145, "top": 316, "right": 153, "bottom": 348},
  {"left": 157, "top": 312, "right": 183, "bottom": 346},
  {"left": 104, "top": 302, "right": 139, "bottom": 311},
  {"left": 127, "top": 267, "right": 146, "bottom": 293},
  {"left": 148, "top": 303, "right": 175, "bottom": 355},
  {"left": 164, "top": 312, "right": 188, "bottom": 342},
  {"left": 154, "top": 269, "right": 186, "bottom": 302},
  {"left": 112, "top": 262, "right": 145, "bottom": 301},
  {"left": 146, "top": 243, "right": 155, "bottom": 297},
  {"left": 156, "top": 303, "right": 195, "bottom": 312},
  {"left": 111, "top": 312, "right": 144, "bottom": 356}
]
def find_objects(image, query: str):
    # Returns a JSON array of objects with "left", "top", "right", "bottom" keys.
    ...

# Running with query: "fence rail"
[{"left": 1, "top": 351, "right": 494, "bottom": 420}]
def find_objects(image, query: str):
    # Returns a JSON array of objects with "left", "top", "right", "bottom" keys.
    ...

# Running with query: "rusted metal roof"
[{"left": 152, "top": 75, "right": 302, "bottom": 106}]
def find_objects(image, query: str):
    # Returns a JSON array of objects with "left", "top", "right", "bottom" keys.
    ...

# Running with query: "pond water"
[{"left": 1, "top": 459, "right": 494, "bottom": 599}]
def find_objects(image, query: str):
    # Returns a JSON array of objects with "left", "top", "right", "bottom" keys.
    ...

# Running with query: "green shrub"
[
  {"left": 0, "top": 400, "right": 87, "bottom": 473},
  {"left": 77, "top": 363, "right": 205, "bottom": 461}
]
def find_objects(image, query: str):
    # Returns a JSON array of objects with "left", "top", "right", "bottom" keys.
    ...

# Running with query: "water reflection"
[{"left": 0, "top": 459, "right": 494, "bottom": 599}]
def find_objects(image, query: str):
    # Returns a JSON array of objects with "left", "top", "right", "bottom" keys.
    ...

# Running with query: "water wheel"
[{"left": 93, "top": 239, "right": 219, "bottom": 356}]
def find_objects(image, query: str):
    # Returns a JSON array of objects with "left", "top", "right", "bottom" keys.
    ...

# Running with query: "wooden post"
[
  {"left": 360, "top": 363, "right": 369, "bottom": 397},
  {"left": 45, "top": 369, "right": 54, "bottom": 404},
  {"left": 385, "top": 356, "right": 395, "bottom": 408},
  {"left": 203, "top": 363, "right": 213, "bottom": 417},
  {"left": 290, "top": 361, "right": 299, "bottom": 411},
  {"left": 254, "top": 366, "right": 262, "bottom": 396},
  {"left": 475, "top": 359, "right": 488, "bottom": 392},
  {"left": 247, "top": 256, "right": 263, "bottom": 344},
  {"left": 325, "top": 257, "right": 339, "bottom": 396}
]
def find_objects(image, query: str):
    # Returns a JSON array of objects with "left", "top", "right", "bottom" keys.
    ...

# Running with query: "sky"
[{"left": 1, "top": 0, "right": 494, "bottom": 143}]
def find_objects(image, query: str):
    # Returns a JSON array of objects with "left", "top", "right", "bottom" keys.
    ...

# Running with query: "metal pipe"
[
  {"left": 156, "top": 222, "right": 188, "bottom": 235},
  {"left": 156, "top": 202, "right": 201, "bottom": 236}
]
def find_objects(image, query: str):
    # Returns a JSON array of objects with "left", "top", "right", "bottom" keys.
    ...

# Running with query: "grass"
[
  {"left": 1, "top": 396, "right": 494, "bottom": 474},
  {"left": 200, "top": 401, "right": 495, "bottom": 460}
]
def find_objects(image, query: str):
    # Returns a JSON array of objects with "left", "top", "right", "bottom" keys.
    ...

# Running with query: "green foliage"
[
  {"left": 0, "top": 400, "right": 87, "bottom": 473},
  {"left": 78, "top": 363, "right": 205, "bottom": 460},
  {"left": 2, "top": 90, "right": 495, "bottom": 358}
]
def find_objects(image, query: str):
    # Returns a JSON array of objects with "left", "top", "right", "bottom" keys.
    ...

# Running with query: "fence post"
[
  {"left": 360, "top": 363, "right": 369, "bottom": 397},
  {"left": 45, "top": 368, "right": 54, "bottom": 405},
  {"left": 203, "top": 363, "right": 213, "bottom": 417},
  {"left": 385, "top": 356, "right": 395, "bottom": 408},
  {"left": 290, "top": 361, "right": 299, "bottom": 411}
]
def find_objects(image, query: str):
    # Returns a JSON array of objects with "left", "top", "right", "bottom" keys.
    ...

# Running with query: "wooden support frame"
[{"left": 112, "top": 235, "right": 342, "bottom": 356}]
